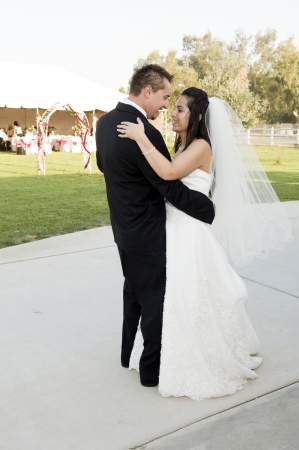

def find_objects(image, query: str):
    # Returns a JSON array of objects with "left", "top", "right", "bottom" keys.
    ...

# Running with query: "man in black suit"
[{"left": 96, "top": 64, "right": 215, "bottom": 387}]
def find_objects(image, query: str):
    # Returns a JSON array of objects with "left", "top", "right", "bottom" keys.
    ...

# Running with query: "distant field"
[
  {"left": 0, "top": 146, "right": 298, "bottom": 249},
  {"left": 253, "top": 146, "right": 299, "bottom": 202}
]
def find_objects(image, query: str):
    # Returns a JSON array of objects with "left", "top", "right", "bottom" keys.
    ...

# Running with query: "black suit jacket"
[{"left": 96, "top": 102, "right": 215, "bottom": 252}]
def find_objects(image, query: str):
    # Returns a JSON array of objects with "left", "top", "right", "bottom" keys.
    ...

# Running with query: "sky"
[{"left": 1, "top": 0, "right": 298, "bottom": 92}]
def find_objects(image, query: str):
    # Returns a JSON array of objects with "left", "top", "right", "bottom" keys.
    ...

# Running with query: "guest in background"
[
  {"left": 0, "top": 127, "right": 11, "bottom": 150},
  {"left": 24, "top": 128, "right": 33, "bottom": 139},
  {"left": 0, "top": 128, "right": 9, "bottom": 140},
  {"left": 13, "top": 121, "right": 23, "bottom": 137}
]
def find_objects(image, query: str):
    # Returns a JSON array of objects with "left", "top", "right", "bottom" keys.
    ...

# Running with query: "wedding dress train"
[{"left": 129, "top": 168, "right": 262, "bottom": 401}]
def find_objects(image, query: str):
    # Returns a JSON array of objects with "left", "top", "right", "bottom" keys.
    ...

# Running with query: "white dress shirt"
[
  {"left": 121, "top": 98, "right": 147, "bottom": 118},
  {"left": 0, "top": 130, "right": 9, "bottom": 140}
]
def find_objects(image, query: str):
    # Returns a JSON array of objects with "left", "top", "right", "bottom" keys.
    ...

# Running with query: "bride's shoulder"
[{"left": 188, "top": 138, "right": 211, "bottom": 155}]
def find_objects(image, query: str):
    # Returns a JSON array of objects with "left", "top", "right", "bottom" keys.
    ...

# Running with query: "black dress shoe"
[
  {"left": 141, "top": 381, "right": 158, "bottom": 387},
  {"left": 121, "top": 363, "right": 129, "bottom": 368}
]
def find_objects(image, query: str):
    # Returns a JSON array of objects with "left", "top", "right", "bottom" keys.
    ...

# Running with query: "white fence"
[{"left": 248, "top": 125, "right": 299, "bottom": 146}]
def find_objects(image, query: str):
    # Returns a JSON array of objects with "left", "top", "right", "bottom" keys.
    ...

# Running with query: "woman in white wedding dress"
[{"left": 117, "top": 88, "right": 292, "bottom": 401}]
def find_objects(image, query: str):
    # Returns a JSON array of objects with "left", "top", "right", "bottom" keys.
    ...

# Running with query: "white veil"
[{"left": 206, "top": 97, "right": 293, "bottom": 267}]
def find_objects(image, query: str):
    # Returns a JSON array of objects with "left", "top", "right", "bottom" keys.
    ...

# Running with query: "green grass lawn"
[
  {"left": 0, "top": 146, "right": 298, "bottom": 249},
  {"left": 0, "top": 152, "right": 109, "bottom": 248},
  {"left": 253, "top": 146, "right": 299, "bottom": 202}
]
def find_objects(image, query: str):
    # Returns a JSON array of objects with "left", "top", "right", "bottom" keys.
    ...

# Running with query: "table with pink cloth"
[
  {"left": 10, "top": 137, "right": 38, "bottom": 154},
  {"left": 51, "top": 135, "right": 95, "bottom": 153},
  {"left": 10, "top": 135, "right": 96, "bottom": 155}
]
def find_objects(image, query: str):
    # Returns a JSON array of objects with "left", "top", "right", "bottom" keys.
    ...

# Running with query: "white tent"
[{"left": 0, "top": 62, "right": 124, "bottom": 111}]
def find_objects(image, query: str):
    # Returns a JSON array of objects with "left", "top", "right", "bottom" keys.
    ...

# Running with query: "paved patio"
[{"left": 0, "top": 201, "right": 298, "bottom": 450}]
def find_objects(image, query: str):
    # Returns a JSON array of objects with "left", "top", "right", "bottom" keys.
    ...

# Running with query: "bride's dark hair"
[{"left": 173, "top": 87, "right": 211, "bottom": 153}]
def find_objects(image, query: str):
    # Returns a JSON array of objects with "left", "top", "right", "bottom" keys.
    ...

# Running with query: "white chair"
[
  {"left": 54, "top": 135, "right": 61, "bottom": 151},
  {"left": 21, "top": 137, "right": 33, "bottom": 155},
  {"left": 85, "top": 135, "right": 96, "bottom": 153},
  {"left": 60, "top": 136, "right": 70, "bottom": 152},
  {"left": 11, "top": 137, "right": 18, "bottom": 151},
  {"left": 41, "top": 137, "right": 52, "bottom": 154},
  {"left": 14, "top": 137, "right": 24, "bottom": 153},
  {"left": 91, "top": 138, "right": 96, "bottom": 153},
  {"left": 67, "top": 136, "right": 74, "bottom": 152},
  {"left": 71, "top": 136, "right": 82, "bottom": 153},
  {"left": 30, "top": 137, "right": 38, "bottom": 155}
]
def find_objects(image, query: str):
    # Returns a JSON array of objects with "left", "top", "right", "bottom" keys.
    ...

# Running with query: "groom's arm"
[{"left": 137, "top": 124, "right": 215, "bottom": 224}]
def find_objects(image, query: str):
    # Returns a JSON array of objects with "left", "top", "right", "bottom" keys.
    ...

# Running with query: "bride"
[{"left": 117, "top": 87, "right": 292, "bottom": 401}]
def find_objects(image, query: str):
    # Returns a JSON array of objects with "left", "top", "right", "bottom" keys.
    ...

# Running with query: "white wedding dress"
[{"left": 129, "top": 167, "right": 262, "bottom": 401}]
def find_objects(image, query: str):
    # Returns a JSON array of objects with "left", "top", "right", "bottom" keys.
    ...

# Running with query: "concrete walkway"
[{"left": 0, "top": 201, "right": 298, "bottom": 450}]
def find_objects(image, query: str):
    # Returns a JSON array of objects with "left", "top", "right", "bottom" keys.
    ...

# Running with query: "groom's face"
[{"left": 146, "top": 79, "right": 171, "bottom": 120}]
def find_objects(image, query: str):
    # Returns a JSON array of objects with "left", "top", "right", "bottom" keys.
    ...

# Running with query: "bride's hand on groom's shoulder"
[{"left": 117, "top": 117, "right": 145, "bottom": 141}]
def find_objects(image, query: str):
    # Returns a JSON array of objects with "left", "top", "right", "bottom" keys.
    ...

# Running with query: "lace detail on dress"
[
  {"left": 158, "top": 269, "right": 262, "bottom": 401},
  {"left": 166, "top": 202, "right": 201, "bottom": 225}
]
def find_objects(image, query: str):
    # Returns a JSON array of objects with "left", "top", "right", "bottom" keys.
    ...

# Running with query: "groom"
[{"left": 96, "top": 64, "right": 215, "bottom": 387}]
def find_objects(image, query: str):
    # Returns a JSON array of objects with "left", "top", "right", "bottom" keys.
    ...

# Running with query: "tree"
[
  {"left": 248, "top": 31, "right": 299, "bottom": 123},
  {"left": 182, "top": 31, "right": 266, "bottom": 127},
  {"left": 275, "top": 38, "right": 299, "bottom": 94},
  {"left": 200, "top": 52, "right": 266, "bottom": 127},
  {"left": 228, "top": 29, "right": 249, "bottom": 59},
  {"left": 248, "top": 29, "right": 282, "bottom": 123},
  {"left": 182, "top": 32, "right": 226, "bottom": 79},
  {"left": 249, "top": 28, "right": 277, "bottom": 81},
  {"left": 275, "top": 37, "right": 299, "bottom": 122},
  {"left": 118, "top": 86, "right": 127, "bottom": 94},
  {"left": 129, "top": 30, "right": 299, "bottom": 126}
]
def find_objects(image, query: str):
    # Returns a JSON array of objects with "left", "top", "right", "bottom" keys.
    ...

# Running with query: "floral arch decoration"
[{"left": 36, "top": 103, "right": 92, "bottom": 175}]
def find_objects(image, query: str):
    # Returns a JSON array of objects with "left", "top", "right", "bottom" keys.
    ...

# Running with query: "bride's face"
[{"left": 171, "top": 96, "right": 190, "bottom": 133}]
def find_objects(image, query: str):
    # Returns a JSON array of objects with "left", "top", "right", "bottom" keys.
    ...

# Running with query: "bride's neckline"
[{"left": 186, "top": 168, "right": 212, "bottom": 178}]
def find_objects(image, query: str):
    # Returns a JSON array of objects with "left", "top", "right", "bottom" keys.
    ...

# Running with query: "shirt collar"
[{"left": 122, "top": 97, "right": 147, "bottom": 118}]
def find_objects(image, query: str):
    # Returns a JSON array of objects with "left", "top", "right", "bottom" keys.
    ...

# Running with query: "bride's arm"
[{"left": 117, "top": 118, "right": 211, "bottom": 180}]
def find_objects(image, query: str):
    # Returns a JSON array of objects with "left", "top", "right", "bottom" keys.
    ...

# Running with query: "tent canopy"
[{"left": 0, "top": 62, "right": 124, "bottom": 111}]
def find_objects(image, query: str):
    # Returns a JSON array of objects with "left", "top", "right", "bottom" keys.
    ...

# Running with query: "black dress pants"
[{"left": 118, "top": 247, "right": 166, "bottom": 385}]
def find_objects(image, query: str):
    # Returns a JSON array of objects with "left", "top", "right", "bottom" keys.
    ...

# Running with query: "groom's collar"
[
  {"left": 120, "top": 98, "right": 147, "bottom": 118},
  {"left": 115, "top": 103, "right": 149, "bottom": 123}
]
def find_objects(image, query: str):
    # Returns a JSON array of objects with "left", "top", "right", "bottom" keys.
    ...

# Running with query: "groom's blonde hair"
[{"left": 129, "top": 64, "right": 173, "bottom": 96}]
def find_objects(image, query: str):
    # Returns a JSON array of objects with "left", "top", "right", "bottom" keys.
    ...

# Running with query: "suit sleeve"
[{"left": 136, "top": 125, "right": 215, "bottom": 224}]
